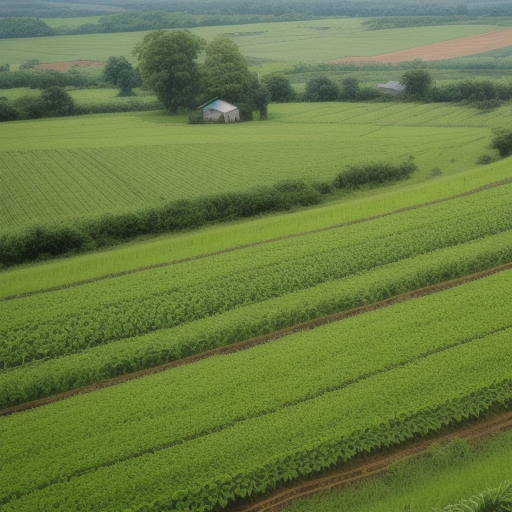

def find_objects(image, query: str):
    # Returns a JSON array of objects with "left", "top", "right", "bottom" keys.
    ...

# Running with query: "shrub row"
[
  {"left": 0, "top": 69, "right": 103, "bottom": 90},
  {"left": 0, "top": 159, "right": 418, "bottom": 267},
  {"left": 333, "top": 158, "right": 417, "bottom": 189},
  {"left": 0, "top": 181, "right": 322, "bottom": 267}
]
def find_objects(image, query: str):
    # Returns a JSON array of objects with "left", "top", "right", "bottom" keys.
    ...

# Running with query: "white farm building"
[
  {"left": 377, "top": 81, "right": 405, "bottom": 94},
  {"left": 199, "top": 98, "right": 240, "bottom": 123}
]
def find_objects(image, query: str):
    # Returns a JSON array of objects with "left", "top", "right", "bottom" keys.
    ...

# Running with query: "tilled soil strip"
[
  {"left": 3, "top": 177, "right": 511, "bottom": 302},
  {"left": 326, "top": 28, "right": 512, "bottom": 64},
  {"left": 2, "top": 262, "right": 511, "bottom": 416},
  {"left": 235, "top": 411, "right": 512, "bottom": 512}
]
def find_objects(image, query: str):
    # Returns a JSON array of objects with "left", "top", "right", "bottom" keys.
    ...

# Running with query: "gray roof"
[
  {"left": 377, "top": 81, "right": 405, "bottom": 92},
  {"left": 198, "top": 98, "right": 238, "bottom": 112}
]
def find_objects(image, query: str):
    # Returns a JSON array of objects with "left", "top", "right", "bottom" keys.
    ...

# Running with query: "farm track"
[
  {"left": 2, "top": 262, "right": 511, "bottom": 416},
  {"left": 3, "top": 176, "right": 511, "bottom": 302},
  {"left": 327, "top": 28, "right": 512, "bottom": 63},
  {"left": 233, "top": 411, "right": 512, "bottom": 512}
]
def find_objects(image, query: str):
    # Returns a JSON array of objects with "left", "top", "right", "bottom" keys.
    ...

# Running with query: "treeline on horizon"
[
  {"left": 0, "top": 160, "right": 418, "bottom": 267},
  {"left": 1, "top": 1, "right": 511, "bottom": 38}
]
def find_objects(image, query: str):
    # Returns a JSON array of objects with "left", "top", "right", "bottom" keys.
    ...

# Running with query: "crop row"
[
  {"left": 1, "top": 229, "right": 510, "bottom": 408},
  {"left": 1, "top": 183, "right": 510, "bottom": 370},
  {"left": 1, "top": 269, "right": 510, "bottom": 510},
  {"left": 1, "top": 270, "right": 510, "bottom": 500}
]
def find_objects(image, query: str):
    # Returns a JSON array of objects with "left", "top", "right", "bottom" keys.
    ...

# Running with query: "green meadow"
[{"left": 0, "top": 19, "right": 503, "bottom": 65}]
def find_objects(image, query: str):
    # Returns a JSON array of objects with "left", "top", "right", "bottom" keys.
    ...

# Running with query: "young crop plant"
[{"left": 1, "top": 270, "right": 511, "bottom": 512}]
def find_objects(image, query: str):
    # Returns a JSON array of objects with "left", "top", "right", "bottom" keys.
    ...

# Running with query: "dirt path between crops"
[
  {"left": 3, "top": 177, "right": 511, "bottom": 302},
  {"left": 327, "top": 28, "right": 512, "bottom": 64},
  {"left": 2, "top": 262, "right": 511, "bottom": 416},
  {"left": 233, "top": 410, "right": 512, "bottom": 512}
]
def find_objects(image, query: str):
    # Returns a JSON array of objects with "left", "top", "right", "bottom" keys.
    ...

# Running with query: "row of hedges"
[{"left": 0, "top": 161, "right": 418, "bottom": 267}]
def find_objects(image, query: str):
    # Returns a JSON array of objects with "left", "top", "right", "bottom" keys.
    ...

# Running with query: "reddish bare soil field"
[
  {"left": 327, "top": 28, "right": 512, "bottom": 64},
  {"left": 34, "top": 60, "right": 105, "bottom": 71}
]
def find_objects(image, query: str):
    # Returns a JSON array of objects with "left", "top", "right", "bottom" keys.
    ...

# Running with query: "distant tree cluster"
[{"left": 133, "top": 31, "right": 269, "bottom": 119}]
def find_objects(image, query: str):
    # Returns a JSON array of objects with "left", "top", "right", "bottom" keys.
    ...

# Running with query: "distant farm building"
[
  {"left": 377, "top": 81, "right": 405, "bottom": 94},
  {"left": 199, "top": 98, "right": 240, "bottom": 123}
]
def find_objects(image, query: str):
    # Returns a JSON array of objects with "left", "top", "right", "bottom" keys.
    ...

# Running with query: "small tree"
[
  {"left": 103, "top": 56, "right": 140, "bottom": 96},
  {"left": 262, "top": 74, "right": 296, "bottom": 103},
  {"left": 401, "top": 69, "right": 432, "bottom": 100},
  {"left": 40, "top": 86, "right": 75, "bottom": 116},
  {"left": 340, "top": 77, "right": 360, "bottom": 101},
  {"left": 490, "top": 128, "right": 512, "bottom": 158},
  {"left": 304, "top": 76, "right": 339, "bottom": 102}
]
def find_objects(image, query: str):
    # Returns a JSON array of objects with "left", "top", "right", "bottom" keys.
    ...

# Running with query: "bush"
[
  {"left": 333, "top": 158, "right": 418, "bottom": 189},
  {"left": 304, "top": 76, "right": 339, "bottom": 102},
  {"left": 490, "top": 128, "right": 512, "bottom": 158},
  {"left": 476, "top": 155, "right": 493, "bottom": 165}
]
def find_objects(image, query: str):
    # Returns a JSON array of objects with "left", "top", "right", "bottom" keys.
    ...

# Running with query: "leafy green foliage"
[
  {"left": 202, "top": 35, "right": 253, "bottom": 106},
  {"left": 432, "top": 481, "right": 512, "bottom": 512},
  {"left": 333, "top": 158, "right": 417, "bottom": 189},
  {"left": 262, "top": 74, "right": 296, "bottom": 103},
  {"left": 490, "top": 128, "right": 512, "bottom": 158},
  {"left": 304, "top": 76, "right": 339, "bottom": 102},
  {"left": 103, "top": 56, "right": 140, "bottom": 96},
  {"left": 401, "top": 69, "right": 433, "bottom": 99},
  {"left": 0, "top": 180, "right": 322, "bottom": 266},
  {"left": 133, "top": 30, "right": 206, "bottom": 113},
  {"left": 1, "top": 270, "right": 510, "bottom": 510}
]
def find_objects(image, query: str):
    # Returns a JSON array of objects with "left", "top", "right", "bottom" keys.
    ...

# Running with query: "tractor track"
[
  {"left": 2, "top": 177, "right": 511, "bottom": 302},
  {"left": 1, "top": 262, "right": 511, "bottom": 416},
  {"left": 235, "top": 411, "right": 512, "bottom": 512}
]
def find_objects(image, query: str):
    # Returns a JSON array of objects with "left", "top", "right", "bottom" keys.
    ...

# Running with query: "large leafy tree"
[
  {"left": 133, "top": 30, "right": 206, "bottom": 113},
  {"left": 202, "top": 36, "right": 252, "bottom": 105}
]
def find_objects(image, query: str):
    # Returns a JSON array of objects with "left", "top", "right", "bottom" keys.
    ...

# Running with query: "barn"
[
  {"left": 199, "top": 98, "right": 240, "bottom": 123},
  {"left": 377, "top": 81, "right": 405, "bottom": 94}
]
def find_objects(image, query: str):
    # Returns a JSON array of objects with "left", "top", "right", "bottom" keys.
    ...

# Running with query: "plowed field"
[{"left": 326, "top": 28, "right": 512, "bottom": 63}]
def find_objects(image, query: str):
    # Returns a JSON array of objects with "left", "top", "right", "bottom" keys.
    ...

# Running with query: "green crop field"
[
  {"left": 1, "top": 102, "right": 510, "bottom": 230},
  {"left": 1, "top": 269, "right": 510, "bottom": 511},
  {"left": 1, "top": 179, "right": 510, "bottom": 406},
  {"left": 1, "top": 14, "right": 512, "bottom": 512},
  {"left": 282, "top": 430, "right": 512, "bottom": 512},
  {"left": 0, "top": 19, "right": 503, "bottom": 65}
]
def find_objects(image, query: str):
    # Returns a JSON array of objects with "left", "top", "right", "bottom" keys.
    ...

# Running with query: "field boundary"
[
  {"left": 234, "top": 411, "right": 512, "bottom": 512},
  {"left": 2, "top": 262, "right": 510, "bottom": 416},
  {"left": 3, "top": 176, "right": 511, "bottom": 302}
]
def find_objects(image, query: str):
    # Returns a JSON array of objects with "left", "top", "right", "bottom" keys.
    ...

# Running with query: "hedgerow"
[{"left": 0, "top": 157, "right": 420, "bottom": 267}]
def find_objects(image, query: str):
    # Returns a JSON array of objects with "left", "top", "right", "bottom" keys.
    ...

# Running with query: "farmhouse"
[
  {"left": 377, "top": 81, "right": 405, "bottom": 94},
  {"left": 199, "top": 98, "right": 240, "bottom": 123}
]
